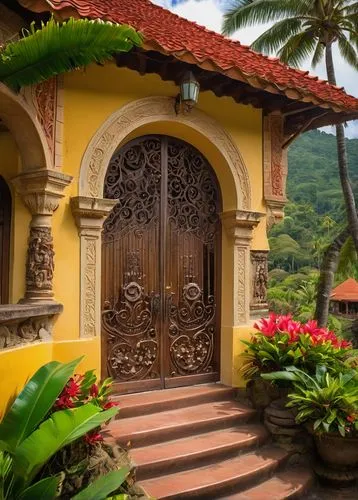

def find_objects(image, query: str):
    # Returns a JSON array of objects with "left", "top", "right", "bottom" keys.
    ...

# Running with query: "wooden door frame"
[{"left": 101, "top": 135, "right": 222, "bottom": 392}]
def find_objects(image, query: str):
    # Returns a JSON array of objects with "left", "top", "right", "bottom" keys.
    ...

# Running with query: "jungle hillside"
[{"left": 268, "top": 129, "right": 358, "bottom": 331}]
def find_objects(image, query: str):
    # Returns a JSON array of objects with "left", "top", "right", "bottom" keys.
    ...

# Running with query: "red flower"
[
  {"left": 66, "top": 377, "right": 82, "bottom": 398},
  {"left": 55, "top": 395, "right": 74, "bottom": 410},
  {"left": 90, "top": 383, "right": 99, "bottom": 397},
  {"left": 103, "top": 401, "right": 120, "bottom": 410},
  {"left": 85, "top": 431, "right": 103, "bottom": 444},
  {"left": 347, "top": 415, "right": 356, "bottom": 423}
]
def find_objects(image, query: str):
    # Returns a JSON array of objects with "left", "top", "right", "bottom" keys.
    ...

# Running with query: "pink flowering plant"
[{"left": 241, "top": 313, "right": 352, "bottom": 380}]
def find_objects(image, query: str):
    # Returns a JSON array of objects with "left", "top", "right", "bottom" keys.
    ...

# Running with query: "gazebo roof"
[{"left": 331, "top": 278, "right": 358, "bottom": 303}]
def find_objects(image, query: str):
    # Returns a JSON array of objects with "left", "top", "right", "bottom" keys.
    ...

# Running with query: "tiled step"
[
  {"left": 139, "top": 446, "right": 289, "bottom": 500},
  {"left": 131, "top": 424, "right": 269, "bottom": 480},
  {"left": 223, "top": 468, "right": 314, "bottom": 499},
  {"left": 107, "top": 399, "right": 256, "bottom": 447},
  {"left": 113, "top": 384, "right": 236, "bottom": 418}
]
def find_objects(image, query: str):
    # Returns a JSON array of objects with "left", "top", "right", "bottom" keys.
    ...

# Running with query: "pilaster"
[
  {"left": 12, "top": 169, "right": 72, "bottom": 302},
  {"left": 221, "top": 210, "right": 264, "bottom": 325},
  {"left": 71, "top": 196, "right": 117, "bottom": 338}
]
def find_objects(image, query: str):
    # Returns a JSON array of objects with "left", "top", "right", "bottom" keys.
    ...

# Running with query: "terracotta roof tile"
[
  {"left": 331, "top": 278, "right": 358, "bottom": 302},
  {"left": 24, "top": 0, "right": 358, "bottom": 113}
]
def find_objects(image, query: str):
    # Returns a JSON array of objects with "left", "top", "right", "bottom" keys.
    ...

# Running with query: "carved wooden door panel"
[{"left": 102, "top": 136, "right": 221, "bottom": 393}]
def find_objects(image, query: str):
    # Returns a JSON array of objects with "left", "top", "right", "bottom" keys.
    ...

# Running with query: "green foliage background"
[{"left": 269, "top": 129, "right": 358, "bottom": 278}]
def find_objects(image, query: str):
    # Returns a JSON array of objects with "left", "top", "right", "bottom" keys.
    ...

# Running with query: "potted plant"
[
  {"left": 241, "top": 313, "right": 351, "bottom": 411},
  {"left": 263, "top": 365, "right": 358, "bottom": 469}
]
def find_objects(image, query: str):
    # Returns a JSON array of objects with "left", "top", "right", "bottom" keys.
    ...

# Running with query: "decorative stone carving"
[
  {"left": 79, "top": 96, "right": 251, "bottom": 210},
  {"left": 251, "top": 251, "right": 269, "bottom": 316},
  {"left": 221, "top": 210, "right": 264, "bottom": 325},
  {"left": 33, "top": 78, "right": 57, "bottom": 157},
  {"left": 26, "top": 227, "right": 54, "bottom": 297},
  {"left": 13, "top": 169, "right": 72, "bottom": 301},
  {"left": 0, "top": 302, "right": 62, "bottom": 349},
  {"left": 263, "top": 113, "right": 288, "bottom": 227},
  {"left": 71, "top": 196, "right": 118, "bottom": 337}
]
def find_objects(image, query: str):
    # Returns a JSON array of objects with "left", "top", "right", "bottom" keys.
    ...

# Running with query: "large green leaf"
[
  {"left": 72, "top": 467, "right": 130, "bottom": 500},
  {"left": 0, "top": 357, "right": 82, "bottom": 453},
  {"left": 13, "top": 403, "right": 118, "bottom": 485},
  {"left": 18, "top": 476, "right": 60, "bottom": 500},
  {"left": 0, "top": 17, "right": 142, "bottom": 91}
]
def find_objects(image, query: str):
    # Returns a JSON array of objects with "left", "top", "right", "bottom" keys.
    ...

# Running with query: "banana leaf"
[
  {"left": 72, "top": 467, "right": 130, "bottom": 500},
  {"left": 0, "top": 357, "right": 82, "bottom": 454},
  {"left": 18, "top": 476, "right": 60, "bottom": 500},
  {"left": 0, "top": 17, "right": 142, "bottom": 91},
  {"left": 13, "top": 403, "right": 118, "bottom": 485}
]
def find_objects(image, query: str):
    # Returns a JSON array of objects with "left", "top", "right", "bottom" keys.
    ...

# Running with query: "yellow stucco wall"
[{"left": 0, "top": 62, "right": 267, "bottom": 413}]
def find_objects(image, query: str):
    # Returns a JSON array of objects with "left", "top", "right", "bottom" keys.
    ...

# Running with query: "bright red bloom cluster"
[
  {"left": 55, "top": 375, "right": 83, "bottom": 410},
  {"left": 53, "top": 372, "right": 120, "bottom": 445},
  {"left": 254, "top": 313, "right": 351, "bottom": 349}
]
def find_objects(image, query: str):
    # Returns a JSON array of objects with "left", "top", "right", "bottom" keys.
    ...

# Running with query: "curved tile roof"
[
  {"left": 331, "top": 278, "right": 358, "bottom": 302},
  {"left": 21, "top": 0, "right": 358, "bottom": 114}
]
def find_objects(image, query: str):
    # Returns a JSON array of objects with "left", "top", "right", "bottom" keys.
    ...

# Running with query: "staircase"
[{"left": 105, "top": 384, "right": 313, "bottom": 499}]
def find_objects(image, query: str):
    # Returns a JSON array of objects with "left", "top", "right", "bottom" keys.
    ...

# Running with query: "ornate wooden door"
[{"left": 102, "top": 136, "right": 221, "bottom": 393}]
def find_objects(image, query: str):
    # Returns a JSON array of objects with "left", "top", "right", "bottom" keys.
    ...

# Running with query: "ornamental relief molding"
[
  {"left": 21, "top": 76, "right": 64, "bottom": 169},
  {"left": 80, "top": 96, "right": 251, "bottom": 210},
  {"left": 83, "top": 238, "right": 96, "bottom": 337},
  {"left": 263, "top": 114, "right": 288, "bottom": 227},
  {"left": 250, "top": 250, "right": 269, "bottom": 311}
]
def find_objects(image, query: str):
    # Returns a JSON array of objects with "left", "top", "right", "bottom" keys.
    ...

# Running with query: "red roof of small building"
[
  {"left": 331, "top": 278, "right": 358, "bottom": 302},
  {"left": 22, "top": 0, "right": 358, "bottom": 115}
]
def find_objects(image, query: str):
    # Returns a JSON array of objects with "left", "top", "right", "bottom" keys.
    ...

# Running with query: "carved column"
[
  {"left": 263, "top": 113, "right": 288, "bottom": 228},
  {"left": 250, "top": 250, "right": 269, "bottom": 319},
  {"left": 13, "top": 170, "right": 72, "bottom": 302},
  {"left": 71, "top": 196, "right": 117, "bottom": 338},
  {"left": 221, "top": 210, "right": 264, "bottom": 325}
]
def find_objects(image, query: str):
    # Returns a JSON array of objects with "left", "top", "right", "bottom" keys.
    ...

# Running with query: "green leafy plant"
[
  {"left": 0, "top": 358, "right": 127, "bottom": 499},
  {"left": 241, "top": 313, "right": 352, "bottom": 380},
  {"left": 263, "top": 365, "right": 358, "bottom": 437},
  {"left": 0, "top": 17, "right": 142, "bottom": 91}
]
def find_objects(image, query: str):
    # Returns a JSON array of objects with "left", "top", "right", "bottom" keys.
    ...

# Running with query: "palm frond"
[
  {"left": 222, "top": 0, "right": 313, "bottom": 36},
  {"left": 0, "top": 17, "right": 142, "bottom": 91},
  {"left": 311, "top": 41, "right": 325, "bottom": 67},
  {"left": 337, "top": 32, "right": 358, "bottom": 70},
  {"left": 251, "top": 18, "right": 303, "bottom": 55},
  {"left": 277, "top": 30, "right": 318, "bottom": 67}
]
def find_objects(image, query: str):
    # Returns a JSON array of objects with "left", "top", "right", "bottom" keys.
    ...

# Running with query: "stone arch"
[
  {"left": 0, "top": 82, "right": 52, "bottom": 171},
  {"left": 79, "top": 96, "right": 251, "bottom": 210}
]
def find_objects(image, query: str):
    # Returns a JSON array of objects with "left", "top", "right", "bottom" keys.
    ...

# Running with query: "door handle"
[{"left": 152, "top": 293, "right": 160, "bottom": 314}]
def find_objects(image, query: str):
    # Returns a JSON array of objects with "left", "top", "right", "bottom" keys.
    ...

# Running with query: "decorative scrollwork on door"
[
  {"left": 167, "top": 138, "right": 219, "bottom": 244},
  {"left": 102, "top": 135, "right": 221, "bottom": 389},
  {"left": 103, "top": 137, "right": 161, "bottom": 242},
  {"left": 102, "top": 251, "right": 159, "bottom": 381},
  {"left": 168, "top": 282, "right": 215, "bottom": 376}
]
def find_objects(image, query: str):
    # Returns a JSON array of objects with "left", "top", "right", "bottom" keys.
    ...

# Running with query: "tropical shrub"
[
  {"left": 0, "top": 358, "right": 129, "bottom": 499},
  {"left": 241, "top": 313, "right": 352, "bottom": 380},
  {"left": 262, "top": 365, "right": 358, "bottom": 437}
]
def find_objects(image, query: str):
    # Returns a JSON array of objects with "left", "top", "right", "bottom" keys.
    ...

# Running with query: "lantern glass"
[{"left": 180, "top": 71, "right": 200, "bottom": 107}]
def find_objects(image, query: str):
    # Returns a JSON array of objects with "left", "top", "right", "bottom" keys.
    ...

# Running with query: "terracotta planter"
[{"left": 314, "top": 433, "right": 358, "bottom": 469}]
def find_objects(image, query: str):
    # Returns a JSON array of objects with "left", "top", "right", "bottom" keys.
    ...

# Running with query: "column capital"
[
  {"left": 12, "top": 169, "right": 73, "bottom": 218},
  {"left": 221, "top": 210, "right": 265, "bottom": 243},
  {"left": 70, "top": 196, "right": 118, "bottom": 236}
]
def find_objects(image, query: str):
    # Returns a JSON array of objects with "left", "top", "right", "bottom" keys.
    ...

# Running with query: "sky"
[{"left": 153, "top": 0, "right": 358, "bottom": 138}]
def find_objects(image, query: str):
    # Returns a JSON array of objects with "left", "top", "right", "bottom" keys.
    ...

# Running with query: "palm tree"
[
  {"left": 223, "top": 0, "right": 358, "bottom": 326},
  {"left": 0, "top": 17, "right": 142, "bottom": 91}
]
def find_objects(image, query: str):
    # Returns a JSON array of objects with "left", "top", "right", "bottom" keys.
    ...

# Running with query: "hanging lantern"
[{"left": 175, "top": 71, "right": 200, "bottom": 114}]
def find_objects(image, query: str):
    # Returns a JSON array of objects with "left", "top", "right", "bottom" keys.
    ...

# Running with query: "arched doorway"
[{"left": 101, "top": 135, "right": 222, "bottom": 393}]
